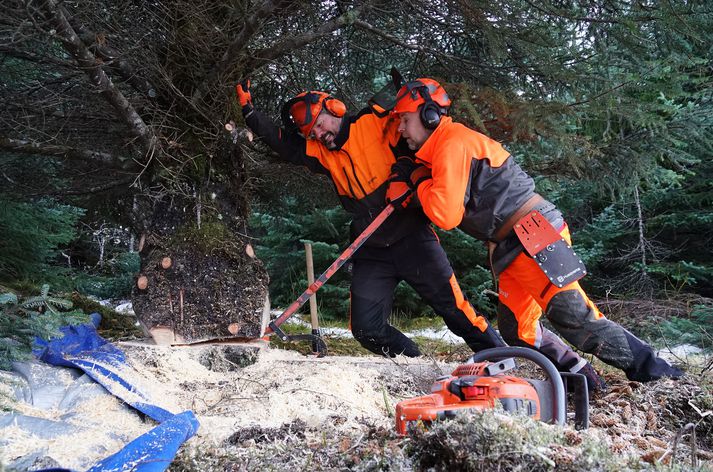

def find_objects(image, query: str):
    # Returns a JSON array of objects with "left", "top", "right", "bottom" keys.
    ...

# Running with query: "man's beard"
[{"left": 321, "top": 132, "right": 336, "bottom": 149}]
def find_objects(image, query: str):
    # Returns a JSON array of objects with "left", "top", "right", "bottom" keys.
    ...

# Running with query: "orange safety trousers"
[
  {"left": 497, "top": 225, "right": 602, "bottom": 371},
  {"left": 496, "top": 224, "right": 682, "bottom": 381}
]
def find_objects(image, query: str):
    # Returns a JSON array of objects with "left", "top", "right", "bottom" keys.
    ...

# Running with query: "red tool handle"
[{"left": 265, "top": 204, "right": 395, "bottom": 334}]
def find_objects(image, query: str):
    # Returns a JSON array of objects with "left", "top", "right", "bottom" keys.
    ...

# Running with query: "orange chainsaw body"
[{"left": 395, "top": 362, "right": 541, "bottom": 435}]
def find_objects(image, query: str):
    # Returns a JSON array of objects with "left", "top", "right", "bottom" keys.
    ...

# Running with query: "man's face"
[
  {"left": 397, "top": 111, "right": 430, "bottom": 150},
  {"left": 309, "top": 112, "right": 342, "bottom": 150}
]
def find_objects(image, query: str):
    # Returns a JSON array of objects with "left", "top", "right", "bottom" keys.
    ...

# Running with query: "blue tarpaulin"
[{"left": 30, "top": 314, "right": 199, "bottom": 472}]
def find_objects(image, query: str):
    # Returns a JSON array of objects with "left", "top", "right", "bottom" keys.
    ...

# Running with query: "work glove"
[
  {"left": 466, "top": 324, "right": 507, "bottom": 353},
  {"left": 391, "top": 156, "right": 432, "bottom": 190},
  {"left": 385, "top": 157, "right": 415, "bottom": 209},
  {"left": 236, "top": 79, "right": 252, "bottom": 108},
  {"left": 576, "top": 362, "right": 608, "bottom": 394}
]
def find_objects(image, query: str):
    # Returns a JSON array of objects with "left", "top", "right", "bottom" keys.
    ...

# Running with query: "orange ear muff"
[{"left": 324, "top": 97, "right": 346, "bottom": 117}]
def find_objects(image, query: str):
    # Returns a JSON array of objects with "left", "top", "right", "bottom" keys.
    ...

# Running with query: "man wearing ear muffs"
[
  {"left": 235, "top": 77, "right": 506, "bottom": 358},
  {"left": 389, "top": 77, "right": 684, "bottom": 390}
]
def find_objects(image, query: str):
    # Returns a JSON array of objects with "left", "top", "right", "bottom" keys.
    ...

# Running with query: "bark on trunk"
[{"left": 38, "top": 0, "right": 158, "bottom": 155}]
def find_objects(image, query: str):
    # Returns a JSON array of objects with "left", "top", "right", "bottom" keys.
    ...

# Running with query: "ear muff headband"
[
  {"left": 413, "top": 82, "right": 442, "bottom": 130},
  {"left": 396, "top": 80, "right": 446, "bottom": 129}
]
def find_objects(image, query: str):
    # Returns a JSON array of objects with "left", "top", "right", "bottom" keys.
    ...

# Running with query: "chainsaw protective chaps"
[
  {"left": 546, "top": 290, "right": 683, "bottom": 381},
  {"left": 623, "top": 331, "right": 684, "bottom": 381},
  {"left": 498, "top": 249, "right": 682, "bottom": 382},
  {"left": 545, "top": 290, "right": 634, "bottom": 368}
]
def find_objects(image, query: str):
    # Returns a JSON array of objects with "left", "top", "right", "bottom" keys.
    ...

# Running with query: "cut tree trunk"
[
  {"left": 131, "top": 195, "right": 269, "bottom": 344},
  {"left": 132, "top": 242, "right": 269, "bottom": 345}
]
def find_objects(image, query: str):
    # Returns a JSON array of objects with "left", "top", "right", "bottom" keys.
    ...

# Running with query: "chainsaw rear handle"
[{"left": 467, "top": 347, "right": 566, "bottom": 426}]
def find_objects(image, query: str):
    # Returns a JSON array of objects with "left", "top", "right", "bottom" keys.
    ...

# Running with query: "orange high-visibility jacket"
[
  {"left": 414, "top": 116, "right": 536, "bottom": 241},
  {"left": 245, "top": 107, "right": 427, "bottom": 246}
]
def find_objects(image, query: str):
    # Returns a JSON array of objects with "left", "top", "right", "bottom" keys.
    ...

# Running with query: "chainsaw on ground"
[{"left": 395, "top": 347, "right": 589, "bottom": 435}]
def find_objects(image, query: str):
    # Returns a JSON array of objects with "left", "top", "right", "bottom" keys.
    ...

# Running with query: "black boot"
[
  {"left": 353, "top": 325, "right": 421, "bottom": 358},
  {"left": 623, "top": 331, "right": 684, "bottom": 382}
]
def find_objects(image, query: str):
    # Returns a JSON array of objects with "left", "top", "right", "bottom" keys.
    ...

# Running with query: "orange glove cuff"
[
  {"left": 410, "top": 166, "right": 431, "bottom": 189},
  {"left": 236, "top": 80, "right": 252, "bottom": 107}
]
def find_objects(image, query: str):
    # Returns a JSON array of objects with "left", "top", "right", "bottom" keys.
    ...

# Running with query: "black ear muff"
[
  {"left": 415, "top": 85, "right": 442, "bottom": 130},
  {"left": 420, "top": 101, "right": 442, "bottom": 130}
]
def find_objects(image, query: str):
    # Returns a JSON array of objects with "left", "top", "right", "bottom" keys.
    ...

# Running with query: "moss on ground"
[
  {"left": 171, "top": 408, "right": 709, "bottom": 472},
  {"left": 70, "top": 293, "right": 143, "bottom": 340},
  {"left": 269, "top": 330, "right": 474, "bottom": 362}
]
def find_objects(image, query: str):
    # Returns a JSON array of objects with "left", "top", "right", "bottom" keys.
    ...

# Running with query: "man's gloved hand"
[
  {"left": 236, "top": 79, "right": 252, "bottom": 108},
  {"left": 576, "top": 362, "right": 608, "bottom": 394},
  {"left": 385, "top": 175, "right": 413, "bottom": 209},
  {"left": 386, "top": 157, "right": 416, "bottom": 209},
  {"left": 409, "top": 165, "right": 431, "bottom": 190},
  {"left": 391, "top": 156, "right": 432, "bottom": 191}
]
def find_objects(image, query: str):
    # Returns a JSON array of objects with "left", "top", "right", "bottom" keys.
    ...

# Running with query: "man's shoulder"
[
  {"left": 349, "top": 107, "right": 379, "bottom": 126},
  {"left": 348, "top": 108, "right": 398, "bottom": 137}
]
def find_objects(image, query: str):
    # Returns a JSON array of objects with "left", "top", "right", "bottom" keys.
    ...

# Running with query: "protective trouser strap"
[{"left": 487, "top": 241, "right": 498, "bottom": 292}]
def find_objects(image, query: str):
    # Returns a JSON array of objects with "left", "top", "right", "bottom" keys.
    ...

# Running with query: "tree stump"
[{"left": 131, "top": 196, "right": 269, "bottom": 345}]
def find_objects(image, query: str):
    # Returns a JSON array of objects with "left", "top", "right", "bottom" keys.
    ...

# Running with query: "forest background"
[{"left": 1, "top": 0, "right": 712, "bottom": 362}]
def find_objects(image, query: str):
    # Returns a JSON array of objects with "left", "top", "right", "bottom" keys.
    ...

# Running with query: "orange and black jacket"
[
  {"left": 414, "top": 116, "right": 563, "bottom": 272},
  {"left": 243, "top": 105, "right": 428, "bottom": 246}
]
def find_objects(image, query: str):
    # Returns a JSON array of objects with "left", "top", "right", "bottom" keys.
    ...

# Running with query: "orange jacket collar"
[{"left": 415, "top": 116, "right": 453, "bottom": 165}]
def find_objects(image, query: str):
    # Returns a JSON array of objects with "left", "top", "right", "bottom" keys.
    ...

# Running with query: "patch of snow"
[
  {"left": 409, "top": 326, "right": 463, "bottom": 344},
  {"left": 276, "top": 310, "right": 466, "bottom": 343},
  {"left": 657, "top": 344, "right": 704, "bottom": 363},
  {"left": 114, "top": 301, "right": 134, "bottom": 315}
]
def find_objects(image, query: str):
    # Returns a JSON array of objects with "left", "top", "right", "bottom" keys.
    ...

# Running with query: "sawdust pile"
[
  {"left": 1, "top": 380, "right": 151, "bottom": 471},
  {"left": 3, "top": 340, "right": 712, "bottom": 471},
  {"left": 117, "top": 342, "right": 447, "bottom": 444}
]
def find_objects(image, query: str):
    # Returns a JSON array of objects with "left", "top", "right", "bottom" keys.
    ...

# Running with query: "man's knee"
[
  {"left": 545, "top": 290, "right": 630, "bottom": 357},
  {"left": 545, "top": 290, "right": 594, "bottom": 330}
]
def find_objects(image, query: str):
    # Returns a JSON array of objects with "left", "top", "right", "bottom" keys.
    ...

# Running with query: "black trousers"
[{"left": 349, "top": 225, "right": 500, "bottom": 357}]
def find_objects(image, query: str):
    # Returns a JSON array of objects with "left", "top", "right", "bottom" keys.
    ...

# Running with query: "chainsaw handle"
[{"left": 466, "top": 347, "right": 566, "bottom": 426}]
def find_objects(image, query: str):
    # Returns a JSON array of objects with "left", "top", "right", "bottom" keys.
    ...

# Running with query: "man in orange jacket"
[
  {"left": 388, "top": 78, "right": 682, "bottom": 389},
  {"left": 236, "top": 79, "right": 505, "bottom": 357}
]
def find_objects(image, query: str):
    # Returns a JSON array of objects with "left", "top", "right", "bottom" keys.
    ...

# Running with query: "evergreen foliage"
[
  {"left": 661, "top": 302, "right": 713, "bottom": 349},
  {"left": 250, "top": 203, "right": 351, "bottom": 320},
  {"left": 0, "top": 284, "right": 88, "bottom": 369},
  {"left": 74, "top": 252, "right": 141, "bottom": 299},
  {"left": 1, "top": 0, "right": 712, "bottom": 332},
  {"left": 0, "top": 197, "right": 84, "bottom": 286}
]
